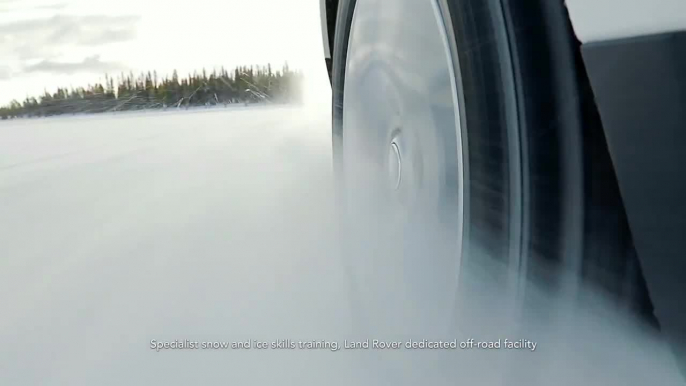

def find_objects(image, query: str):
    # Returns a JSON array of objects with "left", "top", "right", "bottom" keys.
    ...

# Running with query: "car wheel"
[{"left": 331, "top": 0, "right": 658, "bottom": 381}]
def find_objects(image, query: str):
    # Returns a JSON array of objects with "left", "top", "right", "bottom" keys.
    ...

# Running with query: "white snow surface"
[{"left": 0, "top": 105, "right": 683, "bottom": 385}]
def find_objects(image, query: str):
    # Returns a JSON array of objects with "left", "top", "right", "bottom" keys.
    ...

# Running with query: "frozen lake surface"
[{"left": 0, "top": 106, "right": 682, "bottom": 385}]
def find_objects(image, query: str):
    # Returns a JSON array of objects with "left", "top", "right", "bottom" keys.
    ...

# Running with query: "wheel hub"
[{"left": 388, "top": 140, "right": 402, "bottom": 191}]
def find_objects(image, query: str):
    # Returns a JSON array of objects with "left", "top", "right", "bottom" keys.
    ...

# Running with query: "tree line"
[{"left": 0, "top": 63, "right": 304, "bottom": 119}]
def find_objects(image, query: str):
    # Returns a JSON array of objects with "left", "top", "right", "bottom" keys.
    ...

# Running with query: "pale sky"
[{"left": 0, "top": 0, "right": 330, "bottom": 105}]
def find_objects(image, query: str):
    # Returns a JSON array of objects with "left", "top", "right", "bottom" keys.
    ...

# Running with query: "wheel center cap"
[{"left": 388, "top": 141, "right": 402, "bottom": 190}]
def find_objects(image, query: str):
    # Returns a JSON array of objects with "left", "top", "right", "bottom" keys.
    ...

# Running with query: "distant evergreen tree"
[{"left": 0, "top": 63, "right": 305, "bottom": 120}]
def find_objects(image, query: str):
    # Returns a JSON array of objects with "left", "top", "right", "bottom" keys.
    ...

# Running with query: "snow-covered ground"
[
  {"left": 0, "top": 105, "right": 357, "bottom": 384},
  {"left": 0, "top": 106, "right": 683, "bottom": 385}
]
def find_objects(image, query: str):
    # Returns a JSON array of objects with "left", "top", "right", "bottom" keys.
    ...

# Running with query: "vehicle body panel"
[
  {"left": 582, "top": 31, "right": 686, "bottom": 372},
  {"left": 568, "top": 1, "right": 686, "bottom": 368},
  {"left": 565, "top": 0, "right": 686, "bottom": 43}
]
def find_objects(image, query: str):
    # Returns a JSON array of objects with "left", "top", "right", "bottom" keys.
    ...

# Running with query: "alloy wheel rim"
[{"left": 340, "top": 0, "right": 466, "bottom": 335}]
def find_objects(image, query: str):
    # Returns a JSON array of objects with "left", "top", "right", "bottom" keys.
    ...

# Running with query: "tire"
[{"left": 332, "top": 0, "right": 659, "bottom": 382}]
